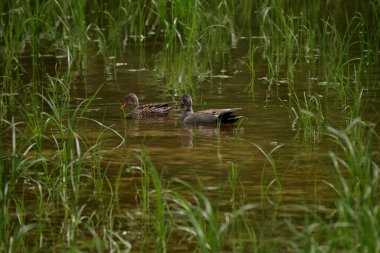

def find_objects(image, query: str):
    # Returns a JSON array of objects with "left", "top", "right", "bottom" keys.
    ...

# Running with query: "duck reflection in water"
[{"left": 180, "top": 124, "right": 244, "bottom": 148}]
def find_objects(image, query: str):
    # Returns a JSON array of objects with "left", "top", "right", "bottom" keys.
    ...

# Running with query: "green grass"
[
  {"left": 0, "top": 77, "right": 127, "bottom": 251},
  {"left": 245, "top": 41, "right": 258, "bottom": 97},
  {"left": 136, "top": 149, "right": 171, "bottom": 252},
  {"left": 251, "top": 141, "right": 284, "bottom": 207},
  {"left": 288, "top": 91, "right": 325, "bottom": 144},
  {"left": 124, "top": 151, "right": 260, "bottom": 252},
  {"left": 166, "top": 178, "right": 258, "bottom": 252},
  {"left": 1, "top": 0, "right": 380, "bottom": 251},
  {"left": 286, "top": 120, "right": 380, "bottom": 252}
]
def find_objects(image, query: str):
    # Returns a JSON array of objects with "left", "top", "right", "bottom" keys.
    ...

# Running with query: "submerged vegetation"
[{"left": 1, "top": 0, "right": 380, "bottom": 252}]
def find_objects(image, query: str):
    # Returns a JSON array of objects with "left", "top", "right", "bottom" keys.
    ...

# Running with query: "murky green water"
[
  {"left": 2, "top": 1, "right": 380, "bottom": 251},
  {"left": 7, "top": 35, "right": 379, "bottom": 251},
  {"left": 78, "top": 45, "right": 343, "bottom": 203}
]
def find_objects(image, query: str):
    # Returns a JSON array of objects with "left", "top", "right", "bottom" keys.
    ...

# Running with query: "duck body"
[
  {"left": 122, "top": 93, "right": 174, "bottom": 118},
  {"left": 180, "top": 95, "right": 242, "bottom": 126}
]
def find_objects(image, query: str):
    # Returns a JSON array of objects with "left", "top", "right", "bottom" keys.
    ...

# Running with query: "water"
[
  {"left": 70, "top": 43, "right": 347, "bottom": 250},
  {"left": 3, "top": 2, "right": 380, "bottom": 250},
  {"left": 78, "top": 42, "right": 342, "bottom": 208},
  {"left": 8, "top": 35, "right": 378, "bottom": 252}
]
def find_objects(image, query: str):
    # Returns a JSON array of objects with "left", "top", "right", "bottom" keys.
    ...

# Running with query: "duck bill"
[{"left": 121, "top": 101, "right": 128, "bottom": 109}]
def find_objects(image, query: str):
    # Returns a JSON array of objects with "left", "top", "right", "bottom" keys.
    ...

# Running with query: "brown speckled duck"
[
  {"left": 180, "top": 94, "right": 243, "bottom": 126},
  {"left": 122, "top": 93, "right": 174, "bottom": 118}
]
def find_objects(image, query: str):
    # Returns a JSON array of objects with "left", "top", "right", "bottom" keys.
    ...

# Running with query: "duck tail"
[{"left": 219, "top": 113, "right": 243, "bottom": 123}]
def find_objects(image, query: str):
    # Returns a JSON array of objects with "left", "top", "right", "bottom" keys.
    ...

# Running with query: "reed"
[
  {"left": 287, "top": 120, "right": 380, "bottom": 252},
  {"left": 228, "top": 162, "right": 258, "bottom": 252},
  {"left": 130, "top": 154, "right": 260, "bottom": 252},
  {"left": 66, "top": 0, "right": 88, "bottom": 72},
  {"left": 0, "top": 74, "right": 130, "bottom": 251},
  {"left": 0, "top": 0, "right": 379, "bottom": 251},
  {"left": 1, "top": 5, "right": 26, "bottom": 117},
  {"left": 318, "top": 14, "right": 368, "bottom": 106},
  {"left": 257, "top": 3, "right": 299, "bottom": 93},
  {"left": 299, "top": 18, "right": 317, "bottom": 66},
  {"left": 155, "top": 47, "right": 209, "bottom": 92},
  {"left": 31, "top": 84, "right": 108, "bottom": 249},
  {"left": 246, "top": 41, "right": 257, "bottom": 97},
  {"left": 0, "top": 118, "right": 19, "bottom": 250},
  {"left": 254, "top": 142, "right": 283, "bottom": 206},
  {"left": 137, "top": 150, "right": 172, "bottom": 252},
  {"left": 228, "top": 162, "right": 240, "bottom": 212},
  {"left": 289, "top": 92, "right": 324, "bottom": 143},
  {"left": 168, "top": 177, "right": 257, "bottom": 252}
]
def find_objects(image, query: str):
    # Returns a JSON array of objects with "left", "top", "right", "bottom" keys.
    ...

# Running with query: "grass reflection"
[{"left": 0, "top": 0, "right": 380, "bottom": 251}]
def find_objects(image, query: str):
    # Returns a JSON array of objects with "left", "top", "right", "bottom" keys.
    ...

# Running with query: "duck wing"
[
  {"left": 184, "top": 108, "right": 242, "bottom": 125},
  {"left": 139, "top": 102, "right": 173, "bottom": 109},
  {"left": 197, "top": 108, "right": 241, "bottom": 115},
  {"left": 204, "top": 108, "right": 242, "bottom": 123}
]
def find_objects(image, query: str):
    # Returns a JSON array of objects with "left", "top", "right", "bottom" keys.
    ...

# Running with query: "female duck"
[{"left": 122, "top": 93, "right": 174, "bottom": 118}]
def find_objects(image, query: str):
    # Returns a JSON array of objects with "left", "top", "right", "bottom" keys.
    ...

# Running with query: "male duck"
[
  {"left": 122, "top": 93, "right": 174, "bottom": 117},
  {"left": 180, "top": 94, "right": 242, "bottom": 126}
]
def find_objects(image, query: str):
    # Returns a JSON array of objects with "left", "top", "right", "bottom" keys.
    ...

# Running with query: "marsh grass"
[
  {"left": 228, "top": 162, "right": 258, "bottom": 252},
  {"left": 0, "top": 117, "right": 45, "bottom": 252},
  {"left": 245, "top": 141, "right": 284, "bottom": 207},
  {"left": 289, "top": 92, "right": 325, "bottom": 143},
  {"left": 253, "top": 1, "right": 379, "bottom": 126},
  {"left": 129, "top": 151, "right": 260, "bottom": 252},
  {"left": 1, "top": 0, "right": 380, "bottom": 252},
  {"left": 136, "top": 150, "right": 171, "bottom": 252},
  {"left": 285, "top": 120, "right": 380, "bottom": 252},
  {"left": 258, "top": 3, "right": 299, "bottom": 91},
  {"left": 155, "top": 47, "right": 213, "bottom": 93},
  {"left": 0, "top": 76, "right": 130, "bottom": 251},
  {"left": 245, "top": 41, "right": 258, "bottom": 97},
  {"left": 1, "top": 0, "right": 377, "bottom": 104},
  {"left": 250, "top": 1, "right": 380, "bottom": 144},
  {"left": 316, "top": 12, "right": 379, "bottom": 116},
  {"left": 167, "top": 177, "right": 258, "bottom": 252}
]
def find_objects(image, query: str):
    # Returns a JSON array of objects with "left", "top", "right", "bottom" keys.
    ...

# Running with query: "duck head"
[
  {"left": 180, "top": 94, "right": 193, "bottom": 109},
  {"left": 122, "top": 93, "right": 139, "bottom": 109}
]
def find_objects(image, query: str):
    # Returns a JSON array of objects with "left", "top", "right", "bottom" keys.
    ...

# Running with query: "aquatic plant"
[
  {"left": 244, "top": 140, "right": 284, "bottom": 207},
  {"left": 0, "top": 0, "right": 379, "bottom": 252},
  {"left": 122, "top": 150, "right": 260, "bottom": 252},
  {"left": 286, "top": 120, "right": 380, "bottom": 252},
  {"left": 0, "top": 76, "right": 129, "bottom": 251},
  {"left": 245, "top": 41, "right": 258, "bottom": 97},
  {"left": 167, "top": 177, "right": 258, "bottom": 252},
  {"left": 289, "top": 92, "right": 324, "bottom": 143},
  {"left": 136, "top": 150, "right": 172, "bottom": 252}
]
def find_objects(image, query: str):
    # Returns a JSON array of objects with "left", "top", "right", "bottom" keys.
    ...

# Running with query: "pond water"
[
  {"left": 7, "top": 32, "right": 378, "bottom": 251},
  {"left": 73, "top": 42, "right": 346, "bottom": 210},
  {"left": 74, "top": 45, "right": 373, "bottom": 251},
  {"left": 3, "top": 1, "right": 380, "bottom": 251}
]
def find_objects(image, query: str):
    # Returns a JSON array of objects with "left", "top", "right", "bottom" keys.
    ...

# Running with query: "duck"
[
  {"left": 180, "top": 94, "right": 243, "bottom": 126},
  {"left": 121, "top": 93, "right": 175, "bottom": 117}
]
